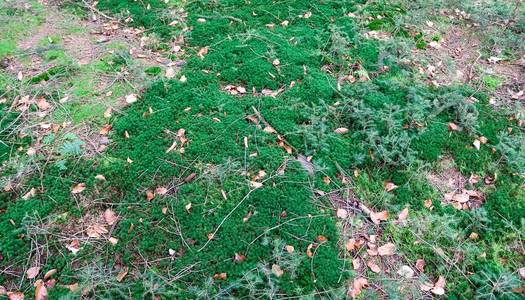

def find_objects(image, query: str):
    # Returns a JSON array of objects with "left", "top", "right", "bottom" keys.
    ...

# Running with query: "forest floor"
[{"left": 0, "top": 0, "right": 524, "bottom": 299}]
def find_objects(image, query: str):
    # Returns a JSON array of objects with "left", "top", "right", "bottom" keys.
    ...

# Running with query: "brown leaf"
[
  {"left": 334, "top": 127, "right": 349, "bottom": 134},
  {"left": 43, "top": 269, "right": 57, "bottom": 280},
  {"left": 518, "top": 267, "right": 525, "bottom": 279},
  {"left": 165, "top": 67, "right": 176, "bottom": 79},
  {"left": 473, "top": 139, "right": 481, "bottom": 150},
  {"left": 398, "top": 207, "right": 409, "bottom": 220},
  {"left": 7, "top": 292, "right": 25, "bottom": 300},
  {"left": 271, "top": 264, "right": 284, "bottom": 277},
  {"left": 86, "top": 224, "right": 108, "bottom": 238},
  {"left": 378, "top": 243, "right": 396, "bottom": 256},
  {"left": 26, "top": 266, "right": 40, "bottom": 279},
  {"left": 146, "top": 190, "right": 155, "bottom": 201},
  {"left": 36, "top": 97, "right": 51, "bottom": 110},
  {"left": 336, "top": 208, "right": 348, "bottom": 219},
  {"left": 285, "top": 245, "right": 294, "bottom": 253},
  {"left": 384, "top": 181, "right": 398, "bottom": 192},
  {"left": 367, "top": 260, "right": 381, "bottom": 273},
  {"left": 306, "top": 243, "right": 314, "bottom": 258},
  {"left": 99, "top": 124, "right": 112, "bottom": 135},
  {"left": 125, "top": 94, "right": 138, "bottom": 104},
  {"left": 349, "top": 277, "right": 368, "bottom": 298},
  {"left": 415, "top": 259, "right": 425, "bottom": 272},
  {"left": 213, "top": 273, "right": 227, "bottom": 280},
  {"left": 116, "top": 266, "right": 129, "bottom": 282},
  {"left": 352, "top": 258, "right": 361, "bottom": 270},
  {"left": 197, "top": 46, "right": 209, "bottom": 58},
  {"left": 34, "top": 280, "right": 47, "bottom": 300},
  {"left": 71, "top": 183, "right": 86, "bottom": 194},
  {"left": 370, "top": 210, "right": 389, "bottom": 224},
  {"left": 345, "top": 238, "right": 357, "bottom": 251},
  {"left": 103, "top": 209, "right": 118, "bottom": 225},
  {"left": 431, "top": 276, "right": 446, "bottom": 295},
  {"left": 234, "top": 253, "right": 246, "bottom": 262},
  {"left": 448, "top": 122, "right": 459, "bottom": 131},
  {"left": 66, "top": 239, "right": 81, "bottom": 254}
]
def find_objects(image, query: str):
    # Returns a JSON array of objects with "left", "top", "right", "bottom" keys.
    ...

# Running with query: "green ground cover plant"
[{"left": 1, "top": 0, "right": 524, "bottom": 298}]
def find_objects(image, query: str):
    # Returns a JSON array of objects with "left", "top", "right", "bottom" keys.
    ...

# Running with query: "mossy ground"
[{"left": 1, "top": 0, "right": 525, "bottom": 299}]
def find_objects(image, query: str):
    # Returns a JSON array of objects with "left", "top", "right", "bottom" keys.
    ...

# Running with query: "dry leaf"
[
  {"left": 104, "top": 107, "right": 112, "bottom": 118},
  {"left": 165, "top": 67, "right": 175, "bottom": 78},
  {"left": 146, "top": 190, "right": 155, "bottom": 201},
  {"left": 306, "top": 243, "right": 314, "bottom": 257},
  {"left": 271, "top": 264, "right": 284, "bottom": 277},
  {"left": 345, "top": 238, "right": 357, "bottom": 251},
  {"left": 473, "top": 139, "right": 481, "bottom": 150},
  {"left": 7, "top": 291, "right": 25, "bottom": 300},
  {"left": 334, "top": 127, "right": 349, "bottom": 134},
  {"left": 448, "top": 122, "right": 459, "bottom": 131},
  {"left": 213, "top": 273, "right": 227, "bottom": 280},
  {"left": 452, "top": 193, "right": 470, "bottom": 203},
  {"left": 336, "top": 208, "right": 348, "bottom": 219},
  {"left": 87, "top": 224, "right": 108, "bottom": 238},
  {"left": 431, "top": 276, "right": 446, "bottom": 295},
  {"left": 185, "top": 202, "right": 192, "bottom": 212},
  {"left": 44, "top": 269, "right": 57, "bottom": 280},
  {"left": 349, "top": 277, "right": 368, "bottom": 298},
  {"left": 99, "top": 124, "right": 112, "bottom": 135},
  {"left": 249, "top": 181, "right": 263, "bottom": 189},
  {"left": 125, "top": 94, "right": 138, "bottom": 104},
  {"left": 36, "top": 98, "right": 51, "bottom": 110},
  {"left": 367, "top": 260, "right": 381, "bottom": 273},
  {"left": 234, "top": 253, "right": 246, "bottom": 262},
  {"left": 66, "top": 240, "right": 80, "bottom": 254},
  {"left": 108, "top": 237, "right": 118, "bottom": 245},
  {"left": 104, "top": 209, "right": 118, "bottom": 225},
  {"left": 398, "top": 207, "right": 409, "bottom": 220},
  {"left": 518, "top": 267, "right": 525, "bottom": 279},
  {"left": 285, "top": 245, "right": 295, "bottom": 253},
  {"left": 378, "top": 243, "right": 396, "bottom": 256},
  {"left": 34, "top": 280, "right": 47, "bottom": 300},
  {"left": 384, "top": 181, "right": 398, "bottom": 192},
  {"left": 197, "top": 46, "right": 209, "bottom": 58},
  {"left": 116, "top": 266, "right": 128, "bottom": 282},
  {"left": 370, "top": 210, "right": 389, "bottom": 224},
  {"left": 397, "top": 265, "right": 415, "bottom": 278},
  {"left": 95, "top": 174, "right": 106, "bottom": 181},
  {"left": 26, "top": 266, "right": 40, "bottom": 279},
  {"left": 415, "top": 259, "right": 425, "bottom": 272},
  {"left": 71, "top": 183, "right": 86, "bottom": 194}
]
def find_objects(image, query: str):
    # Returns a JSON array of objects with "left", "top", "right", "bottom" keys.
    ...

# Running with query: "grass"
[{"left": 1, "top": 0, "right": 525, "bottom": 298}]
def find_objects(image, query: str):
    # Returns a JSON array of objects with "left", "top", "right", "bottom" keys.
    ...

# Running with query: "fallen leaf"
[
  {"left": 378, "top": 243, "right": 396, "bottom": 256},
  {"left": 448, "top": 122, "right": 459, "bottom": 131},
  {"left": 285, "top": 245, "right": 295, "bottom": 253},
  {"left": 398, "top": 207, "right": 409, "bottom": 220},
  {"left": 346, "top": 239, "right": 357, "bottom": 251},
  {"left": 104, "top": 209, "right": 118, "bottom": 225},
  {"left": 334, "top": 127, "right": 349, "bottom": 134},
  {"left": 185, "top": 202, "right": 192, "bottom": 212},
  {"left": 213, "top": 273, "right": 227, "bottom": 280},
  {"left": 352, "top": 258, "right": 361, "bottom": 270},
  {"left": 306, "top": 243, "right": 314, "bottom": 257},
  {"left": 146, "top": 190, "right": 155, "bottom": 201},
  {"left": 415, "top": 259, "right": 425, "bottom": 272},
  {"left": 108, "top": 237, "right": 118, "bottom": 245},
  {"left": 95, "top": 174, "right": 106, "bottom": 181},
  {"left": 473, "top": 139, "right": 481, "bottom": 150},
  {"left": 26, "top": 266, "right": 40, "bottom": 279},
  {"left": 125, "top": 94, "right": 138, "bottom": 104},
  {"left": 234, "top": 253, "right": 246, "bottom": 262},
  {"left": 197, "top": 46, "right": 209, "bottom": 58},
  {"left": 271, "top": 264, "right": 284, "bottom": 277},
  {"left": 518, "top": 267, "right": 525, "bottom": 279},
  {"left": 66, "top": 240, "right": 81, "bottom": 254},
  {"left": 116, "top": 266, "right": 128, "bottom": 282},
  {"left": 370, "top": 210, "right": 389, "bottom": 224},
  {"left": 99, "top": 124, "right": 112, "bottom": 135},
  {"left": 384, "top": 181, "right": 398, "bottom": 192},
  {"left": 86, "top": 224, "right": 108, "bottom": 238},
  {"left": 104, "top": 107, "right": 112, "bottom": 118},
  {"left": 349, "top": 277, "right": 368, "bottom": 298},
  {"left": 43, "top": 269, "right": 57, "bottom": 280},
  {"left": 165, "top": 67, "right": 176, "bottom": 78},
  {"left": 71, "top": 183, "right": 86, "bottom": 194},
  {"left": 36, "top": 98, "right": 51, "bottom": 110},
  {"left": 249, "top": 181, "right": 263, "bottom": 189},
  {"left": 420, "top": 282, "right": 434, "bottom": 292},
  {"left": 397, "top": 265, "right": 415, "bottom": 278},
  {"left": 336, "top": 208, "right": 348, "bottom": 219},
  {"left": 34, "top": 280, "right": 47, "bottom": 300},
  {"left": 431, "top": 276, "right": 446, "bottom": 295},
  {"left": 452, "top": 193, "right": 470, "bottom": 203},
  {"left": 367, "top": 260, "right": 381, "bottom": 273},
  {"left": 7, "top": 291, "right": 24, "bottom": 300}
]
